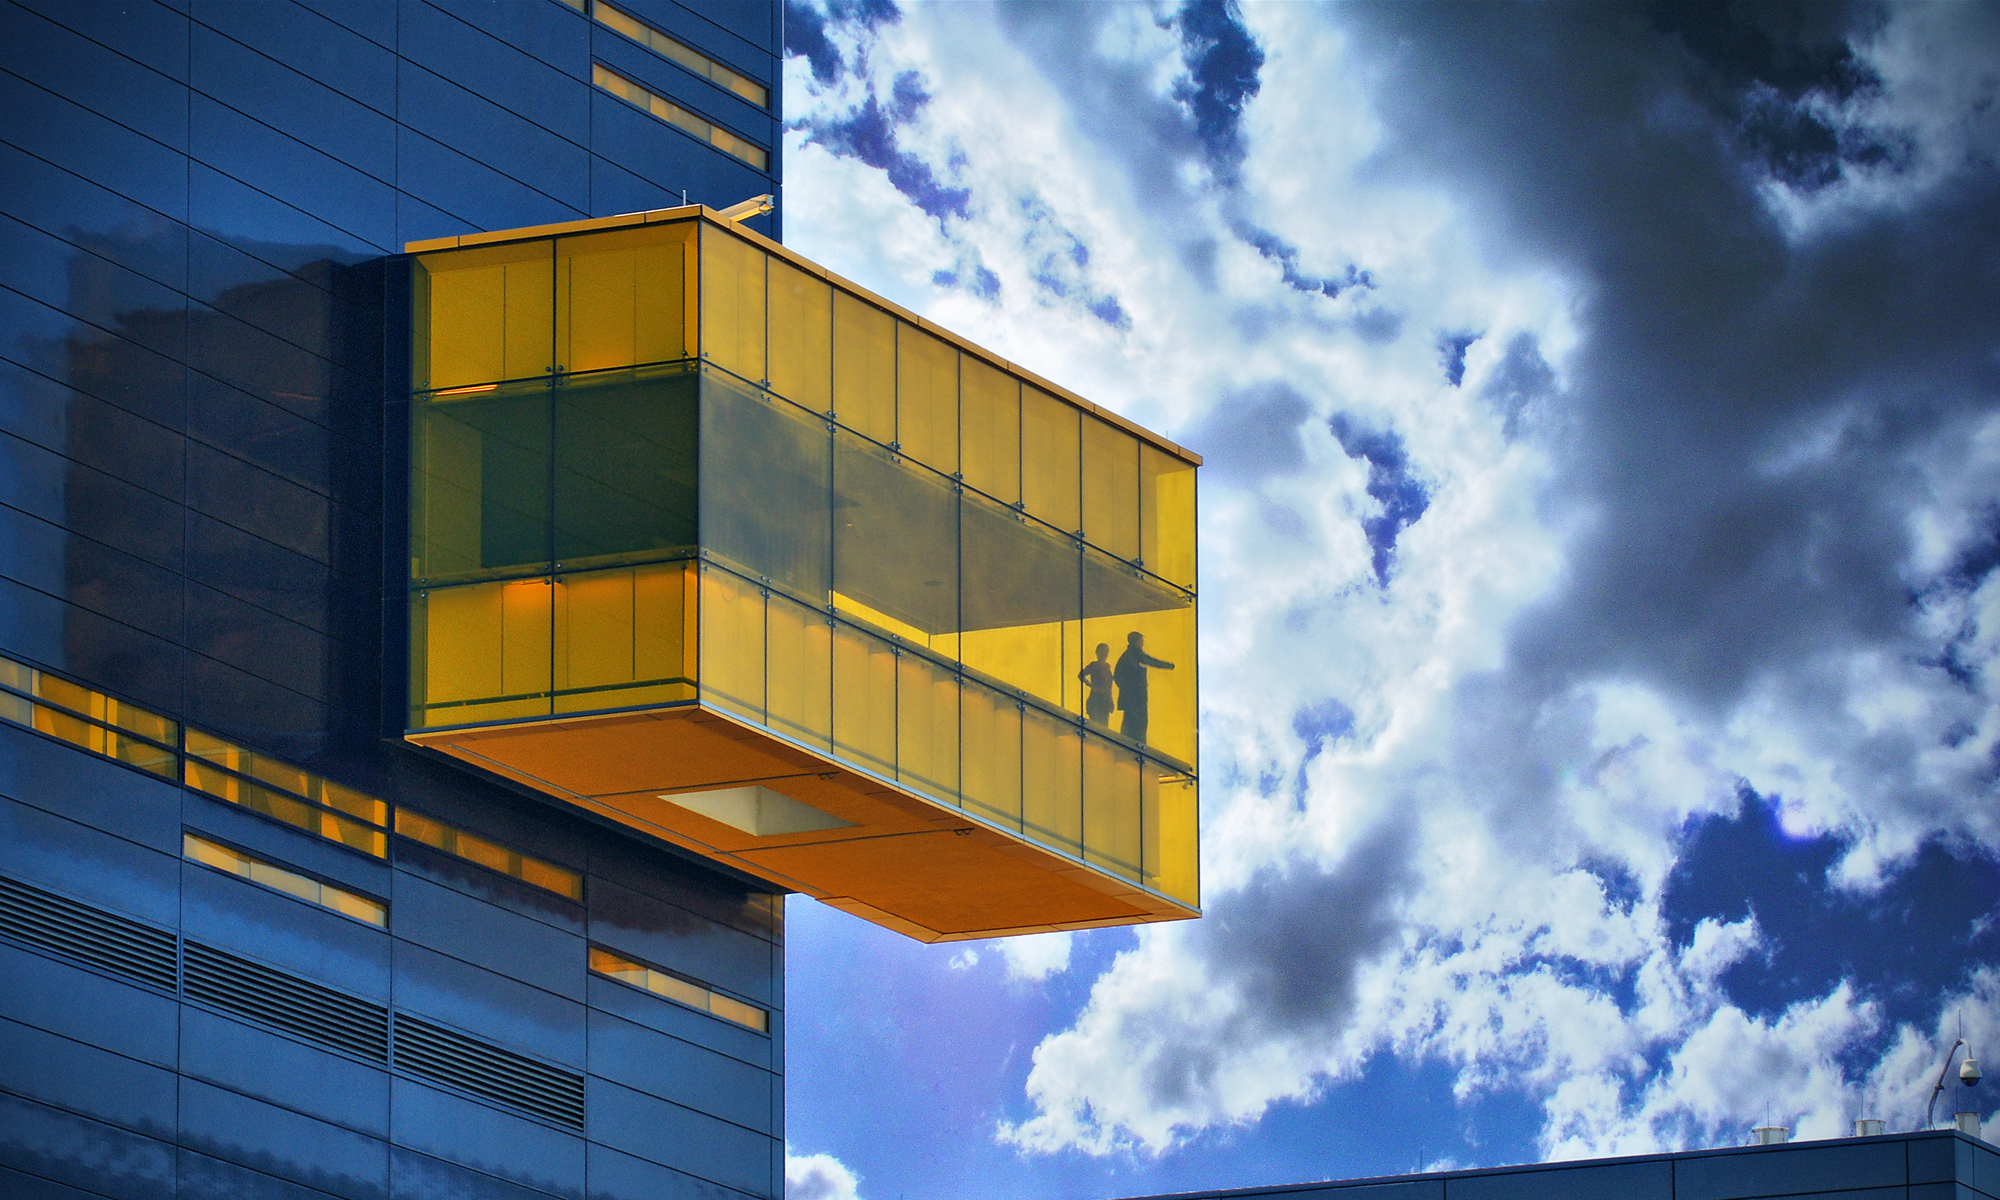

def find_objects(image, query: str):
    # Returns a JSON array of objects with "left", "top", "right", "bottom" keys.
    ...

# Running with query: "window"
[
  {"left": 593, "top": 64, "right": 769, "bottom": 172},
  {"left": 588, "top": 945, "right": 767, "bottom": 1031},
  {"left": 184, "top": 833, "right": 387, "bottom": 927},
  {"left": 394, "top": 809, "right": 584, "bottom": 901},
  {"left": 592, "top": 0, "right": 769, "bottom": 108},
  {"left": 184, "top": 731, "right": 389, "bottom": 859},
  {"left": 0, "top": 654, "right": 178, "bottom": 779}
]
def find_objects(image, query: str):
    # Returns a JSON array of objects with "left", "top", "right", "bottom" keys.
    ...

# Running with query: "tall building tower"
[{"left": 0, "top": 3, "right": 1198, "bottom": 1199}]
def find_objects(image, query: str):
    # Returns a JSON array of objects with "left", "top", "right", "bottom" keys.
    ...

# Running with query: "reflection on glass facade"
[{"left": 408, "top": 213, "right": 1201, "bottom": 931}]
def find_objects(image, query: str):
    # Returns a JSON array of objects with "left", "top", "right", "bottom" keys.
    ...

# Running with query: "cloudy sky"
[{"left": 768, "top": 3, "right": 2000, "bottom": 1197}]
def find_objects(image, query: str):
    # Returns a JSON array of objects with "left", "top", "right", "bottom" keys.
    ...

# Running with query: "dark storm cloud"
[
  {"left": 1480, "top": 333, "right": 1556, "bottom": 439},
  {"left": 1329, "top": 414, "right": 1430, "bottom": 586},
  {"left": 800, "top": 71, "right": 971, "bottom": 222},
  {"left": 1176, "top": 381, "right": 1312, "bottom": 482},
  {"left": 1332, "top": 3, "right": 2000, "bottom": 724},
  {"left": 784, "top": 0, "right": 901, "bottom": 85}
]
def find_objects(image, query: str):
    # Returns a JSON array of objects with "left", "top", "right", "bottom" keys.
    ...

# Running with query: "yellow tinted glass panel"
[
  {"left": 1082, "top": 734, "right": 1142, "bottom": 882},
  {"left": 698, "top": 375, "right": 832, "bottom": 603},
  {"left": 765, "top": 592, "right": 831, "bottom": 751},
  {"left": 832, "top": 292, "right": 895, "bottom": 444},
  {"left": 1022, "top": 387, "right": 1080, "bottom": 532},
  {"left": 960, "top": 357, "right": 1019, "bottom": 504},
  {"left": 959, "top": 489, "right": 1078, "bottom": 715},
  {"left": 701, "top": 227, "right": 765, "bottom": 383},
  {"left": 896, "top": 323, "right": 957, "bottom": 473},
  {"left": 1021, "top": 707, "right": 1081, "bottom": 857},
  {"left": 960, "top": 681, "right": 1021, "bottom": 828},
  {"left": 419, "top": 241, "right": 553, "bottom": 390},
  {"left": 394, "top": 809, "right": 582, "bottom": 900},
  {"left": 1143, "top": 761, "right": 1198, "bottom": 904},
  {"left": 1081, "top": 415, "right": 1139, "bottom": 561},
  {"left": 831, "top": 622, "right": 896, "bottom": 779},
  {"left": 896, "top": 651, "right": 958, "bottom": 803},
  {"left": 1140, "top": 444, "right": 1197, "bottom": 589},
  {"left": 709, "top": 993, "right": 768, "bottom": 1031},
  {"left": 699, "top": 565, "right": 766, "bottom": 722},
  {"left": 768, "top": 258, "right": 831, "bottom": 412},
  {"left": 1081, "top": 549, "right": 1194, "bottom": 769},
  {"left": 557, "top": 222, "right": 693, "bottom": 373}
]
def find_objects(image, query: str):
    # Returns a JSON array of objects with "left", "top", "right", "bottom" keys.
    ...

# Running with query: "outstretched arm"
[{"left": 1138, "top": 652, "right": 1174, "bottom": 669}]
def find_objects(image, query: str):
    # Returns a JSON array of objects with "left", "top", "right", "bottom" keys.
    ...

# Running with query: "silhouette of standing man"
[{"left": 1114, "top": 631, "right": 1174, "bottom": 745}]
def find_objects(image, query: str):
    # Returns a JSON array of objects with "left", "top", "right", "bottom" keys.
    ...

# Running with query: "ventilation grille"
[
  {"left": 183, "top": 940, "right": 389, "bottom": 1062},
  {"left": 393, "top": 1013, "right": 586, "bottom": 1129},
  {"left": 0, "top": 874, "right": 177, "bottom": 990}
]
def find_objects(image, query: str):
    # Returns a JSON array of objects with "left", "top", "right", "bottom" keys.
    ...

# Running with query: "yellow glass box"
[{"left": 405, "top": 209, "right": 1200, "bottom": 940}]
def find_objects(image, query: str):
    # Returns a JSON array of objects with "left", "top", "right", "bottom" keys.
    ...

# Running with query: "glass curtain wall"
[
  {"left": 693, "top": 223, "right": 1198, "bottom": 905},
  {"left": 410, "top": 223, "right": 701, "bottom": 727}
]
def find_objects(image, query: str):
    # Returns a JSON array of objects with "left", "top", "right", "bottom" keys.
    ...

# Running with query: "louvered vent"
[
  {"left": 183, "top": 940, "right": 389, "bottom": 1062},
  {"left": 0, "top": 873, "right": 177, "bottom": 990},
  {"left": 393, "top": 1013, "right": 586, "bottom": 1129}
]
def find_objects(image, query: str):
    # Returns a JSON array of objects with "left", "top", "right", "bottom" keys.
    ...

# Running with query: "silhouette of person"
[
  {"left": 1114, "top": 631, "right": 1174, "bottom": 745},
  {"left": 1079, "top": 643, "right": 1114, "bottom": 726}
]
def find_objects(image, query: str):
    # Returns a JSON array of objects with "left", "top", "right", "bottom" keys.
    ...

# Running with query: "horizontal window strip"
[
  {"left": 185, "top": 759, "right": 389, "bottom": 859},
  {"left": 588, "top": 945, "right": 767, "bottom": 1031},
  {"left": 593, "top": 63, "right": 769, "bottom": 172},
  {"left": 186, "top": 729, "right": 388, "bottom": 827},
  {"left": 593, "top": 0, "right": 769, "bottom": 109},
  {"left": 185, "top": 833, "right": 387, "bottom": 927},
  {"left": 0, "top": 655, "right": 179, "bottom": 779},
  {"left": 395, "top": 810, "right": 583, "bottom": 901}
]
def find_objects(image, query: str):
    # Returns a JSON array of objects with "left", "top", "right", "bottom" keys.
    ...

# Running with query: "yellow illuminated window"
[
  {"left": 184, "top": 833, "right": 387, "bottom": 927},
  {"left": 588, "top": 945, "right": 767, "bottom": 1031},
  {"left": 186, "top": 731, "right": 388, "bottom": 827},
  {"left": 592, "top": 64, "right": 769, "bottom": 172},
  {"left": 395, "top": 809, "right": 584, "bottom": 901},
  {"left": 0, "top": 655, "right": 179, "bottom": 779},
  {"left": 183, "top": 758, "right": 389, "bottom": 860},
  {"left": 592, "top": 1, "right": 769, "bottom": 109}
]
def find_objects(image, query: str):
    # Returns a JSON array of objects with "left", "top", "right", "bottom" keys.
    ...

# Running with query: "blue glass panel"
[
  {"left": 0, "top": 1016, "right": 176, "bottom": 1136},
  {"left": 586, "top": 1007, "right": 772, "bottom": 1132},
  {"left": 390, "top": 841, "right": 587, "bottom": 938},
  {"left": 587, "top": 841, "right": 779, "bottom": 944},
  {"left": 1909, "top": 1134, "right": 1957, "bottom": 1183},
  {"left": 592, "top": 33, "right": 772, "bottom": 144},
  {"left": 422, "top": 0, "right": 590, "bottom": 80},
  {"left": 185, "top": 441, "right": 331, "bottom": 563},
  {"left": 0, "top": 771, "right": 183, "bottom": 892},
  {"left": 393, "top": 940, "right": 585, "bottom": 1067},
  {"left": 0, "top": 371, "right": 184, "bottom": 502},
  {"left": 583, "top": 1075, "right": 772, "bottom": 1197},
  {"left": 189, "top": 164, "right": 382, "bottom": 273},
  {"left": 0, "top": 1091, "right": 174, "bottom": 1200},
  {"left": 188, "top": 96, "right": 395, "bottom": 252},
  {"left": 185, "top": 651, "right": 331, "bottom": 756},
  {"left": 1452, "top": 1160, "right": 1670, "bottom": 1200},
  {"left": 588, "top": 878, "right": 773, "bottom": 1006},
  {"left": 0, "top": 432, "right": 183, "bottom": 570},
  {"left": 188, "top": 303, "right": 359, "bottom": 435},
  {"left": 0, "top": 507, "right": 184, "bottom": 640},
  {"left": 1971, "top": 1140, "right": 2000, "bottom": 1193},
  {"left": 188, "top": 373, "right": 333, "bottom": 497},
  {"left": 0, "top": 1162, "right": 119, "bottom": 1200},
  {"left": 192, "top": 0, "right": 395, "bottom": 112},
  {"left": 390, "top": 870, "right": 584, "bottom": 999},
  {"left": 0, "top": 216, "right": 187, "bottom": 361},
  {"left": 0, "top": 288, "right": 190, "bottom": 430},
  {"left": 181, "top": 864, "right": 391, "bottom": 1001},
  {"left": 584, "top": 975, "right": 770, "bottom": 1071},
  {"left": 395, "top": 127, "right": 585, "bottom": 238},
  {"left": 387, "top": 1078, "right": 583, "bottom": 1200},
  {"left": 0, "top": 7, "right": 189, "bottom": 151},
  {"left": 589, "top": 96, "right": 776, "bottom": 203},
  {"left": 617, "top": 0, "right": 774, "bottom": 70},
  {"left": 0, "top": 585, "right": 188, "bottom": 715},
  {"left": 1675, "top": 1140, "right": 1907, "bottom": 1200},
  {"left": 187, "top": 583, "right": 329, "bottom": 702},
  {"left": 180, "top": 1008, "right": 391, "bottom": 1137},
  {"left": 177, "top": 1077, "right": 389, "bottom": 1200},
  {"left": 396, "top": 61, "right": 588, "bottom": 213},
  {"left": 0, "top": 70, "right": 188, "bottom": 220},
  {"left": 188, "top": 232, "right": 379, "bottom": 376},
  {"left": 179, "top": 1147, "right": 352, "bottom": 1200},
  {"left": 397, "top": 1, "right": 590, "bottom": 141},
  {"left": 390, "top": 1145, "right": 556, "bottom": 1200},
  {"left": 14, "top": 0, "right": 191, "bottom": 81},
  {"left": 184, "top": 796, "right": 391, "bottom": 896},
  {"left": 0, "top": 142, "right": 186, "bottom": 291},
  {"left": 590, "top": 155, "right": 686, "bottom": 220},
  {"left": 0, "top": 941, "right": 177, "bottom": 1067},
  {"left": 186, "top": 514, "right": 345, "bottom": 638},
  {"left": 189, "top": 24, "right": 395, "bottom": 181},
  {"left": 585, "top": 1140, "right": 763, "bottom": 1200}
]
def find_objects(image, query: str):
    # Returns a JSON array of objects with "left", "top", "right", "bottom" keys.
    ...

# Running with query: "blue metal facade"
[
  {"left": 0, "top": 2, "right": 787, "bottom": 1198},
  {"left": 1117, "top": 1129, "right": 2000, "bottom": 1200}
]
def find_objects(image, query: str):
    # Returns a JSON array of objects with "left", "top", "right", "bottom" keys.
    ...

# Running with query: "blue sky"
[{"left": 770, "top": 4, "right": 2000, "bottom": 1198}]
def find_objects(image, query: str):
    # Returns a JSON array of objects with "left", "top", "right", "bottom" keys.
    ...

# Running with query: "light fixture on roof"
[{"left": 717, "top": 194, "right": 775, "bottom": 222}]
